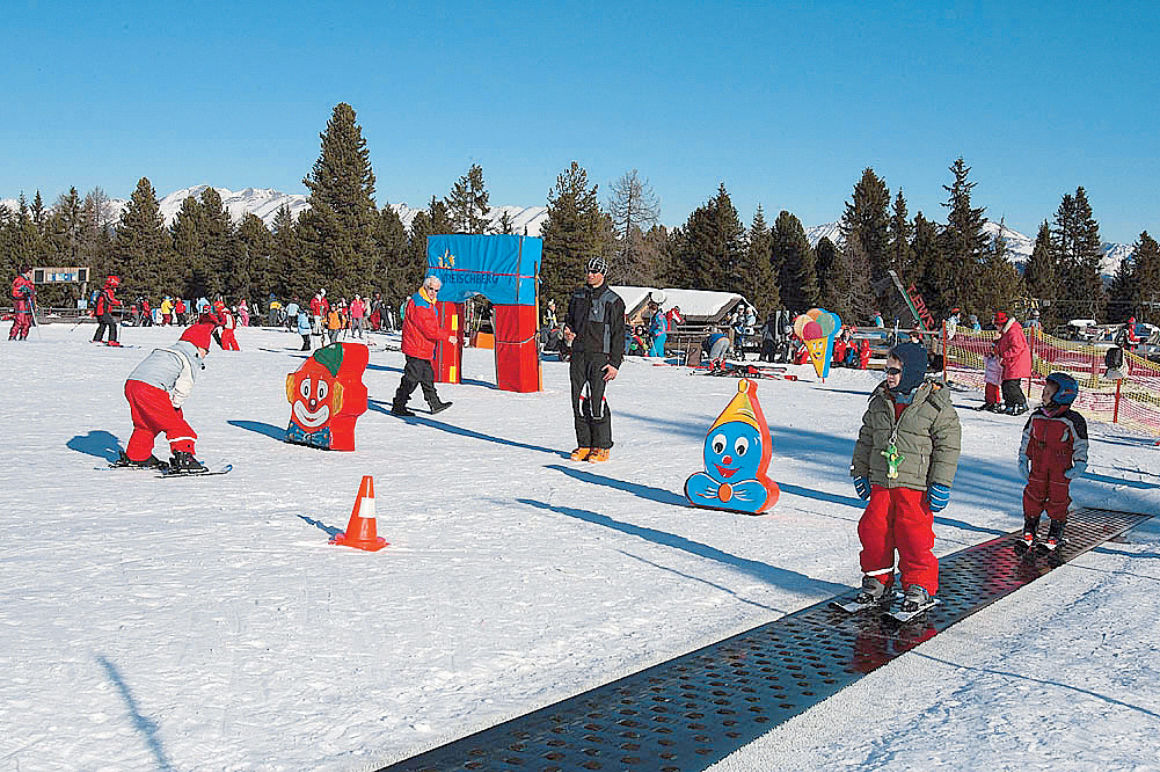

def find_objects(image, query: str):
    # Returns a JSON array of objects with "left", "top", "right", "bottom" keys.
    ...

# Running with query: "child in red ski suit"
[
  {"left": 216, "top": 301, "right": 240, "bottom": 350},
  {"left": 1017, "top": 372, "right": 1088, "bottom": 552},
  {"left": 120, "top": 323, "right": 214, "bottom": 472},
  {"left": 850, "top": 343, "right": 962, "bottom": 613},
  {"left": 979, "top": 345, "right": 1003, "bottom": 411}
]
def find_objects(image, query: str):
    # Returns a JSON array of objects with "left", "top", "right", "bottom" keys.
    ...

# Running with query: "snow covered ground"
[{"left": 2, "top": 323, "right": 1158, "bottom": 772}]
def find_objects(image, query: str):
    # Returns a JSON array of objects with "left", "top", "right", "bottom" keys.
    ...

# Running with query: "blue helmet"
[{"left": 1044, "top": 372, "right": 1078, "bottom": 406}]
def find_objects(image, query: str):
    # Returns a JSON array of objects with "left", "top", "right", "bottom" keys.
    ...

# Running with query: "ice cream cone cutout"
[{"left": 330, "top": 475, "right": 388, "bottom": 551}]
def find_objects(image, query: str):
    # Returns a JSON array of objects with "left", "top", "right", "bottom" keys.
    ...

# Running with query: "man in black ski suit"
[{"left": 562, "top": 256, "right": 625, "bottom": 463}]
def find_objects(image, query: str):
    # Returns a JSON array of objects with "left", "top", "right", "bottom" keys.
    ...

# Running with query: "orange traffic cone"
[{"left": 330, "top": 475, "right": 388, "bottom": 551}]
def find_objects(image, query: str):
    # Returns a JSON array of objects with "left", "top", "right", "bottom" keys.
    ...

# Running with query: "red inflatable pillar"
[
  {"left": 433, "top": 301, "right": 463, "bottom": 384},
  {"left": 493, "top": 304, "right": 542, "bottom": 393}
]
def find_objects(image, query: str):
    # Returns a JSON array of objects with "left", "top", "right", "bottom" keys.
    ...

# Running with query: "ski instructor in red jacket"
[
  {"left": 390, "top": 276, "right": 455, "bottom": 417},
  {"left": 993, "top": 310, "right": 1032, "bottom": 415}
]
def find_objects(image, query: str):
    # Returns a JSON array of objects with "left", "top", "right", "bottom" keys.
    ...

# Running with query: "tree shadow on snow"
[
  {"left": 368, "top": 399, "right": 567, "bottom": 456},
  {"left": 228, "top": 419, "right": 287, "bottom": 442},
  {"left": 67, "top": 430, "right": 122, "bottom": 462},
  {"left": 95, "top": 654, "right": 176, "bottom": 771},
  {"left": 365, "top": 362, "right": 403, "bottom": 374},
  {"left": 517, "top": 497, "right": 850, "bottom": 596},
  {"left": 1080, "top": 471, "right": 1158, "bottom": 490},
  {"left": 546, "top": 464, "right": 688, "bottom": 506}
]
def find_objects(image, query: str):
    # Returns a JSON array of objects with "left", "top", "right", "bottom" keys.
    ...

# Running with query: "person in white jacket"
[{"left": 119, "top": 323, "right": 214, "bottom": 472}]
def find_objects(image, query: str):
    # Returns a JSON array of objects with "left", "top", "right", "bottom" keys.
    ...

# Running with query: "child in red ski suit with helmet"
[
  {"left": 119, "top": 323, "right": 215, "bottom": 473},
  {"left": 850, "top": 343, "right": 962, "bottom": 615},
  {"left": 1017, "top": 372, "right": 1088, "bottom": 553}
]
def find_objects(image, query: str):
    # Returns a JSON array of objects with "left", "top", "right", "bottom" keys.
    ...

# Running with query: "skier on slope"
[
  {"left": 92, "top": 275, "right": 123, "bottom": 346},
  {"left": 117, "top": 323, "right": 215, "bottom": 473},
  {"left": 8, "top": 265, "right": 36, "bottom": 341},
  {"left": 1016, "top": 372, "right": 1088, "bottom": 555},
  {"left": 850, "top": 342, "right": 962, "bottom": 616},
  {"left": 216, "top": 300, "right": 240, "bottom": 350}
]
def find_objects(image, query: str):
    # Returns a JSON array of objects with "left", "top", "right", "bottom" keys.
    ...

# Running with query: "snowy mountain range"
[
  {"left": 3, "top": 185, "right": 1133, "bottom": 273},
  {"left": 806, "top": 220, "right": 1134, "bottom": 277}
]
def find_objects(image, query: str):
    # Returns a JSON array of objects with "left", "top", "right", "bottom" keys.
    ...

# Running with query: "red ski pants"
[
  {"left": 8, "top": 312, "right": 31, "bottom": 340},
  {"left": 858, "top": 485, "right": 938, "bottom": 595},
  {"left": 220, "top": 329, "right": 239, "bottom": 350},
  {"left": 124, "top": 380, "right": 196, "bottom": 461},
  {"left": 1023, "top": 469, "right": 1071, "bottom": 522}
]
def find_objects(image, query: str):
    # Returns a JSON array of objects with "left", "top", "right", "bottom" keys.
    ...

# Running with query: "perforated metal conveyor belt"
[{"left": 378, "top": 507, "right": 1151, "bottom": 772}]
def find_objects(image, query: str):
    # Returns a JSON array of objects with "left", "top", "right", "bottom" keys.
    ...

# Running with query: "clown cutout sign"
[
  {"left": 285, "top": 343, "right": 368, "bottom": 451},
  {"left": 684, "top": 379, "right": 780, "bottom": 514}
]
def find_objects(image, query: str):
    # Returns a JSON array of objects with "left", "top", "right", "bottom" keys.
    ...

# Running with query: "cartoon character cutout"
[
  {"left": 285, "top": 343, "right": 368, "bottom": 451},
  {"left": 684, "top": 379, "right": 780, "bottom": 514}
]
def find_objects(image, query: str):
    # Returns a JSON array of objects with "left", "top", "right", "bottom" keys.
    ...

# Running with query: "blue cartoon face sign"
[
  {"left": 704, "top": 424, "right": 763, "bottom": 484},
  {"left": 685, "top": 379, "right": 780, "bottom": 514}
]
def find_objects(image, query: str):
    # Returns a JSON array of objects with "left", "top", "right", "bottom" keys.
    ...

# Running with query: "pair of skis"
[
  {"left": 105, "top": 459, "right": 233, "bottom": 478},
  {"left": 831, "top": 592, "right": 940, "bottom": 623}
]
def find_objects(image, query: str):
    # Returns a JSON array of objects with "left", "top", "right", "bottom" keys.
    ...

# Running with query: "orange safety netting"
[{"left": 943, "top": 326, "right": 1160, "bottom": 436}]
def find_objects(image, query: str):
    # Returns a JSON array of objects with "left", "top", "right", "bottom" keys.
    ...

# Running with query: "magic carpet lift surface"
[{"left": 376, "top": 507, "right": 1151, "bottom": 772}]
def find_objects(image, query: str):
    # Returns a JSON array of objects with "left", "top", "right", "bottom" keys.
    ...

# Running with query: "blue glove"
[
  {"left": 854, "top": 476, "right": 871, "bottom": 501},
  {"left": 1064, "top": 461, "right": 1087, "bottom": 480},
  {"left": 1019, "top": 458, "right": 1030, "bottom": 481},
  {"left": 927, "top": 483, "right": 951, "bottom": 512}
]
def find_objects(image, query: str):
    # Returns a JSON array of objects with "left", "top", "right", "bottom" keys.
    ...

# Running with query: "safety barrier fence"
[{"left": 942, "top": 324, "right": 1160, "bottom": 435}]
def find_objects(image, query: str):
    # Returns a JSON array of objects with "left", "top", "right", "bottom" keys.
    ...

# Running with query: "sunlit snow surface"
[{"left": 1, "top": 324, "right": 1158, "bottom": 771}]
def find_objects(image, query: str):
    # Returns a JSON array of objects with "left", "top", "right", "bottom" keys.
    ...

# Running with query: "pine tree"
[
  {"left": 270, "top": 204, "right": 302, "bottom": 300},
  {"left": 427, "top": 195, "right": 454, "bottom": 235},
  {"left": 888, "top": 190, "right": 914, "bottom": 278},
  {"left": 911, "top": 212, "right": 947, "bottom": 325},
  {"left": 232, "top": 213, "right": 271, "bottom": 302},
  {"left": 1052, "top": 186, "right": 1105, "bottom": 321},
  {"left": 815, "top": 236, "right": 838, "bottom": 309},
  {"left": 539, "top": 161, "right": 609, "bottom": 308},
  {"left": 195, "top": 187, "right": 234, "bottom": 300},
  {"left": 938, "top": 157, "right": 989, "bottom": 318},
  {"left": 302, "top": 102, "right": 378, "bottom": 299},
  {"left": 1129, "top": 232, "right": 1160, "bottom": 325},
  {"left": 406, "top": 210, "right": 433, "bottom": 300},
  {"left": 445, "top": 163, "right": 491, "bottom": 234},
  {"left": 1107, "top": 250, "right": 1135, "bottom": 324},
  {"left": 745, "top": 206, "right": 780, "bottom": 313},
  {"left": 975, "top": 223, "right": 1024, "bottom": 320},
  {"left": 497, "top": 211, "right": 515, "bottom": 235},
  {"left": 1023, "top": 221, "right": 1061, "bottom": 324},
  {"left": 841, "top": 168, "right": 891, "bottom": 289},
  {"left": 111, "top": 178, "right": 174, "bottom": 298},
  {"left": 372, "top": 203, "right": 410, "bottom": 303},
  {"left": 772, "top": 210, "right": 818, "bottom": 313},
  {"left": 830, "top": 230, "right": 875, "bottom": 322}
]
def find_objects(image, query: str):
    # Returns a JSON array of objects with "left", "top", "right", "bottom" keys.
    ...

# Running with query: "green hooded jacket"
[{"left": 851, "top": 379, "right": 962, "bottom": 490}]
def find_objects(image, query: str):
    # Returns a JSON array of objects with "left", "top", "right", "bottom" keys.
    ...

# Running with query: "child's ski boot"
[
  {"left": 1038, "top": 518, "right": 1067, "bottom": 555},
  {"left": 1014, "top": 515, "right": 1041, "bottom": 556},
  {"left": 889, "top": 585, "right": 939, "bottom": 622},
  {"left": 168, "top": 450, "right": 208, "bottom": 475}
]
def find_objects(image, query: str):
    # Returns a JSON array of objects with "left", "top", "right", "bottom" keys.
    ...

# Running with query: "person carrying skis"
[
  {"left": 118, "top": 323, "right": 215, "bottom": 473},
  {"left": 9, "top": 265, "right": 35, "bottom": 341},
  {"left": 850, "top": 342, "right": 962, "bottom": 616},
  {"left": 563, "top": 256, "right": 625, "bottom": 462},
  {"left": 1017, "top": 372, "right": 1088, "bottom": 554},
  {"left": 93, "top": 275, "right": 123, "bottom": 345}
]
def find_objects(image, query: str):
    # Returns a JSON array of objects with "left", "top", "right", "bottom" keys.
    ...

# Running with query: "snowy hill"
[{"left": 2, "top": 325, "right": 1159, "bottom": 770}]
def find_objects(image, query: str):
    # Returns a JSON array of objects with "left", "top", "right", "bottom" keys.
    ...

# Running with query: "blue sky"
[{"left": 3, "top": 0, "right": 1157, "bottom": 243}]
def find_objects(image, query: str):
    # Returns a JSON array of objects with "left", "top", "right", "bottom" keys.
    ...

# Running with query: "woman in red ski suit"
[{"left": 216, "top": 301, "right": 240, "bottom": 350}]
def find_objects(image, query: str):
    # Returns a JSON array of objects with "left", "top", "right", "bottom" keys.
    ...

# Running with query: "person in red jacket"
[
  {"left": 1017, "top": 372, "right": 1088, "bottom": 554},
  {"left": 216, "top": 301, "right": 240, "bottom": 350},
  {"left": 390, "top": 276, "right": 455, "bottom": 416},
  {"left": 993, "top": 310, "right": 1031, "bottom": 415},
  {"left": 93, "top": 275, "right": 123, "bottom": 346},
  {"left": 9, "top": 265, "right": 35, "bottom": 341},
  {"left": 309, "top": 289, "right": 329, "bottom": 347}
]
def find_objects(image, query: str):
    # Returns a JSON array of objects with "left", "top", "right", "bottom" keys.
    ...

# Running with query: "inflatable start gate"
[{"left": 426, "top": 234, "right": 543, "bottom": 393}]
